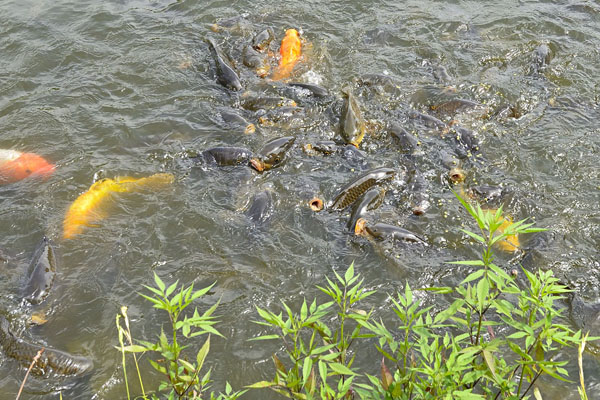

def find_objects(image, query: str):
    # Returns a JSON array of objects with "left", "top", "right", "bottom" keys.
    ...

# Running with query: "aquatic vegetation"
[{"left": 116, "top": 274, "right": 246, "bottom": 400}]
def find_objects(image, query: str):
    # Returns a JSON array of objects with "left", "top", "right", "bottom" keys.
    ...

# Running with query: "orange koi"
[
  {"left": 272, "top": 29, "right": 302, "bottom": 80},
  {"left": 63, "top": 173, "right": 174, "bottom": 239},
  {"left": 485, "top": 209, "right": 520, "bottom": 252},
  {"left": 0, "top": 149, "right": 55, "bottom": 184}
]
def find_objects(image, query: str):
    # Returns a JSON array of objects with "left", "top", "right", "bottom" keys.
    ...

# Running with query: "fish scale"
[{"left": 331, "top": 167, "right": 395, "bottom": 210}]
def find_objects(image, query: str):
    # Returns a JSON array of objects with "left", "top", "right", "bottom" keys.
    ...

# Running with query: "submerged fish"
[
  {"left": 220, "top": 110, "right": 256, "bottom": 134},
  {"left": 23, "top": 237, "right": 57, "bottom": 305},
  {"left": 0, "top": 149, "right": 55, "bottom": 185},
  {"left": 252, "top": 28, "right": 275, "bottom": 51},
  {"left": 365, "top": 222, "right": 427, "bottom": 244},
  {"left": 250, "top": 136, "right": 295, "bottom": 172},
  {"left": 340, "top": 87, "right": 366, "bottom": 148},
  {"left": 63, "top": 173, "right": 174, "bottom": 239},
  {"left": 242, "top": 45, "right": 270, "bottom": 77},
  {"left": 0, "top": 316, "right": 93, "bottom": 377},
  {"left": 245, "top": 190, "right": 274, "bottom": 225},
  {"left": 206, "top": 37, "right": 242, "bottom": 91},
  {"left": 272, "top": 29, "right": 302, "bottom": 80},
  {"left": 330, "top": 167, "right": 395, "bottom": 211},
  {"left": 492, "top": 211, "right": 520, "bottom": 252},
  {"left": 195, "top": 147, "right": 254, "bottom": 166}
]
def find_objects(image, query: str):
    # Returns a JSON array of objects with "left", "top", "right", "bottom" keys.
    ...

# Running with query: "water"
[{"left": 1, "top": 0, "right": 599, "bottom": 398}]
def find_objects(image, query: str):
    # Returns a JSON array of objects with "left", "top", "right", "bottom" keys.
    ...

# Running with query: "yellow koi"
[{"left": 63, "top": 173, "right": 174, "bottom": 239}]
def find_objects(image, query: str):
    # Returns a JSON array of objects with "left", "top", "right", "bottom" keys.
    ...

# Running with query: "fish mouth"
[
  {"left": 245, "top": 123, "right": 256, "bottom": 134},
  {"left": 250, "top": 158, "right": 265, "bottom": 172},
  {"left": 309, "top": 197, "right": 324, "bottom": 212},
  {"left": 448, "top": 167, "right": 465, "bottom": 183},
  {"left": 354, "top": 218, "right": 368, "bottom": 236}
]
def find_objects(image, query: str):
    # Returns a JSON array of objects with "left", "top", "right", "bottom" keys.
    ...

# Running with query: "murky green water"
[{"left": 1, "top": 0, "right": 599, "bottom": 398}]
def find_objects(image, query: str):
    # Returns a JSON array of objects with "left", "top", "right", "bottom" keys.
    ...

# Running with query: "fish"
[
  {"left": 23, "top": 237, "right": 57, "bottom": 305},
  {"left": 432, "top": 65, "right": 452, "bottom": 83},
  {"left": 0, "top": 316, "right": 93, "bottom": 377},
  {"left": 330, "top": 167, "right": 395, "bottom": 211},
  {"left": 63, "top": 173, "right": 174, "bottom": 239},
  {"left": 340, "top": 87, "right": 366, "bottom": 148},
  {"left": 491, "top": 211, "right": 520, "bottom": 252},
  {"left": 250, "top": 136, "right": 295, "bottom": 172},
  {"left": 388, "top": 122, "right": 418, "bottom": 153},
  {"left": 430, "top": 99, "right": 487, "bottom": 116},
  {"left": 528, "top": 43, "right": 552, "bottom": 75},
  {"left": 195, "top": 147, "right": 254, "bottom": 166},
  {"left": 365, "top": 222, "right": 427, "bottom": 244},
  {"left": 242, "top": 45, "right": 269, "bottom": 77},
  {"left": 241, "top": 95, "right": 297, "bottom": 111},
  {"left": 272, "top": 29, "right": 302, "bottom": 80},
  {"left": 347, "top": 188, "right": 385, "bottom": 232},
  {"left": 206, "top": 37, "right": 242, "bottom": 91},
  {"left": 245, "top": 191, "right": 274, "bottom": 225},
  {"left": 252, "top": 28, "right": 275, "bottom": 51},
  {"left": 0, "top": 149, "right": 55, "bottom": 185},
  {"left": 408, "top": 110, "right": 448, "bottom": 131},
  {"left": 288, "top": 82, "right": 329, "bottom": 98},
  {"left": 220, "top": 110, "right": 256, "bottom": 134}
]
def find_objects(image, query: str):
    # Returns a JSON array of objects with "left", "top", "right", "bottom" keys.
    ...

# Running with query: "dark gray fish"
[
  {"left": 252, "top": 28, "right": 274, "bottom": 51},
  {"left": 242, "top": 45, "right": 265, "bottom": 69},
  {"left": 408, "top": 110, "right": 448, "bottom": 131},
  {"left": 288, "top": 83, "right": 329, "bottom": 98},
  {"left": 250, "top": 136, "right": 296, "bottom": 172},
  {"left": 312, "top": 141, "right": 337, "bottom": 155},
  {"left": 194, "top": 147, "right": 253, "bottom": 166},
  {"left": 220, "top": 110, "right": 255, "bottom": 134},
  {"left": 431, "top": 99, "right": 486, "bottom": 116},
  {"left": 450, "top": 126, "right": 480, "bottom": 158},
  {"left": 365, "top": 223, "right": 427, "bottom": 244},
  {"left": 432, "top": 65, "right": 452, "bottom": 83},
  {"left": 347, "top": 188, "right": 385, "bottom": 232},
  {"left": 23, "top": 237, "right": 56, "bottom": 305},
  {"left": 528, "top": 43, "right": 553, "bottom": 75},
  {"left": 206, "top": 37, "right": 242, "bottom": 91},
  {"left": 409, "top": 171, "right": 431, "bottom": 216},
  {"left": 245, "top": 191, "right": 273, "bottom": 225},
  {"left": 331, "top": 167, "right": 395, "bottom": 211},
  {"left": 356, "top": 74, "right": 400, "bottom": 89},
  {"left": 0, "top": 316, "right": 93, "bottom": 377},
  {"left": 388, "top": 122, "right": 418, "bottom": 153},
  {"left": 340, "top": 87, "right": 366, "bottom": 147},
  {"left": 471, "top": 185, "right": 504, "bottom": 204},
  {"left": 242, "top": 95, "right": 296, "bottom": 111}
]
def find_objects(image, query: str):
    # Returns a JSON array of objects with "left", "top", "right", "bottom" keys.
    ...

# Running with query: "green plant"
[
  {"left": 116, "top": 273, "right": 247, "bottom": 400},
  {"left": 248, "top": 263, "right": 374, "bottom": 399},
  {"left": 355, "top": 192, "right": 587, "bottom": 399}
]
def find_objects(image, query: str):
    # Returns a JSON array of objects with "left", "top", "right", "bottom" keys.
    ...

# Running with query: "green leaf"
[
  {"left": 154, "top": 273, "right": 166, "bottom": 293},
  {"left": 449, "top": 260, "right": 485, "bottom": 267},
  {"left": 460, "top": 268, "right": 486, "bottom": 285},
  {"left": 345, "top": 262, "right": 355, "bottom": 284},
  {"left": 118, "top": 345, "right": 148, "bottom": 353},
  {"left": 460, "top": 229, "right": 485, "bottom": 243},
  {"left": 249, "top": 334, "right": 280, "bottom": 341},
  {"left": 329, "top": 363, "right": 357, "bottom": 375},
  {"left": 482, "top": 349, "right": 499, "bottom": 384},
  {"left": 196, "top": 336, "right": 210, "bottom": 371},
  {"left": 302, "top": 357, "right": 313, "bottom": 387},
  {"left": 245, "top": 381, "right": 276, "bottom": 388}
]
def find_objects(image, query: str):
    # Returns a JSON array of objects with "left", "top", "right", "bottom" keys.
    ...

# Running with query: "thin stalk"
[
  {"left": 16, "top": 347, "right": 44, "bottom": 400},
  {"left": 520, "top": 370, "right": 542, "bottom": 399},
  {"left": 121, "top": 307, "right": 147, "bottom": 399}
]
